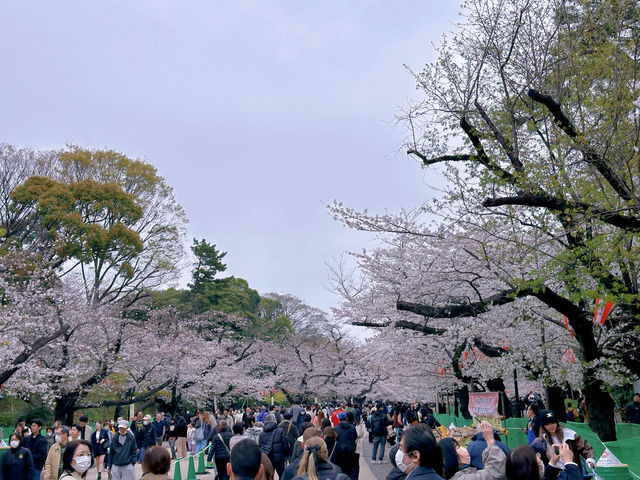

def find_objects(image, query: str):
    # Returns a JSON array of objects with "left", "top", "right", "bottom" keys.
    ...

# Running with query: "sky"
[{"left": 0, "top": 0, "right": 459, "bottom": 315}]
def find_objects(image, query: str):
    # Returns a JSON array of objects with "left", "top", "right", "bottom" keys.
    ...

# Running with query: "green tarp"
[
  {"left": 505, "top": 427, "right": 528, "bottom": 449},
  {"left": 594, "top": 466, "right": 639, "bottom": 480},
  {"left": 434, "top": 414, "right": 473, "bottom": 427},
  {"left": 615, "top": 423, "right": 640, "bottom": 441},
  {"left": 604, "top": 436, "right": 640, "bottom": 479}
]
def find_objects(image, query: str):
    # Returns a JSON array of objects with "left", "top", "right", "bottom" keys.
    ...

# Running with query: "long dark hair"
[
  {"left": 438, "top": 437, "right": 460, "bottom": 479},
  {"left": 505, "top": 445, "right": 540, "bottom": 480}
]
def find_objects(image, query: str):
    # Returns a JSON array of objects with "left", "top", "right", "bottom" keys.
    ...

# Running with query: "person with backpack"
[
  {"left": 212, "top": 421, "right": 233, "bottom": 480},
  {"left": 278, "top": 410, "right": 300, "bottom": 463},
  {"left": 292, "top": 437, "right": 349, "bottom": 480},
  {"left": 333, "top": 412, "right": 358, "bottom": 480},
  {"left": 368, "top": 404, "right": 390, "bottom": 464},
  {"left": 259, "top": 414, "right": 289, "bottom": 479}
]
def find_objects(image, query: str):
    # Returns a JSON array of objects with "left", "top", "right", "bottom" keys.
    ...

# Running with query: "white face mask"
[
  {"left": 143, "top": 420, "right": 149, "bottom": 426},
  {"left": 55, "top": 435, "right": 62, "bottom": 443},
  {"left": 10, "top": 440, "right": 20, "bottom": 449},
  {"left": 395, "top": 449, "right": 407, "bottom": 472},
  {"left": 74, "top": 455, "right": 92, "bottom": 473}
]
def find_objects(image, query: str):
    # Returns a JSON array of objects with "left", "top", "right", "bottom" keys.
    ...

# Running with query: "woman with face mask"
[
  {"left": 59, "top": 440, "right": 94, "bottom": 480},
  {"left": 0, "top": 433, "right": 35, "bottom": 480}
]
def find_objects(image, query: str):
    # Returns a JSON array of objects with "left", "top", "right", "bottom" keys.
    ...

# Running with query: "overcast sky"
[{"left": 0, "top": 0, "right": 459, "bottom": 314}]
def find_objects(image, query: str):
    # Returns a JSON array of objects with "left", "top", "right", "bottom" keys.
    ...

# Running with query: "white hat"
[{"left": 117, "top": 420, "right": 129, "bottom": 429}]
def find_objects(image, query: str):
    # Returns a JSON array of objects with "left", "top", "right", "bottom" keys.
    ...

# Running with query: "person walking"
[
  {"left": 59, "top": 440, "right": 93, "bottom": 480},
  {"left": 22, "top": 419, "right": 48, "bottom": 480},
  {"left": 42, "top": 425, "right": 70, "bottom": 480},
  {"left": 107, "top": 420, "right": 137, "bottom": 480},
  {"left": 175, "top": 417, "right": 188, "bottom": 459},
  {"left": 0, "top": 433, "right": 35, "bottom": 480},
  {"left": 91, "top": 421, "right": 110, "bottom": 480},
  {"left": 333, "top": 412, "right": 358, "bottom": 480},
  {"left": 259, "top": 414, "right": 289, "bottom": 479},
  {"left": 211, "top": 421, "right": 233, "bottom": 480},
  {"left": 166, "top": 418, "right": 178, "bottom": 459},
  {"left": 368, "top": 404, "right": 390, "bottom": 464}
]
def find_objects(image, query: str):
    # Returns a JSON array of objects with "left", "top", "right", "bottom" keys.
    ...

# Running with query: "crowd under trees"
[{"left": 2, "top": 0, "right": 640, "bottom": 444}]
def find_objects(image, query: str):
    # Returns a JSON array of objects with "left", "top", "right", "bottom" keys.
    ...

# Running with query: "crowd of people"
[{"left": 2, "top": 393, "right": 639, "bottom": 480}]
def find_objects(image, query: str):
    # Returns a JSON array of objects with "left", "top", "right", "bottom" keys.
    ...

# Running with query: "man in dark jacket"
[
  {"left": 259, "top": 414, "right": 289, "bottom": 478},
  {"left": 625, "top": 393, "right": 640, "bottom": 424},
  {"left": 107, "top": 420, "right": 137, "bottom": 480},
  {"left": 467, "top": 428, "right": 509, "bottom": 469},
  {"left": 368, "top": 405, "right": 390, "bottom": 464},
  {"left": 386, "top": 444, "right": 406, "bottom": 480},
  {"left": 23, "top": 418, "right": 48, "bottom": 480},
  {"left": 135, "top": 415, "right": 157, "bottom": 463},
  {"left": 333, "top": 412, "right": 358, "bottom": 480},
  {"left": 278, "top": 411, "right": 299, "bottom": 462}
]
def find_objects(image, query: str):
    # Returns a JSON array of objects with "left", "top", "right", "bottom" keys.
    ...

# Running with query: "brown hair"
[
  {"left": 142, "top": 446, "right": 171, "bottom": 474},
  {"left": 316, "top": 411, "right": 325, "bottom": 427},
  {"left": 260, "top": 453, "right": 274, "bottom": 480},
  {"left": 297, "top": 437, "right": 329, "bottom": 480},
  {"left": 540, "top": 423, "right": 564, "bottom": 442},
  {"left": 322, "top": 426, "right": 336, "bottom": 439}
]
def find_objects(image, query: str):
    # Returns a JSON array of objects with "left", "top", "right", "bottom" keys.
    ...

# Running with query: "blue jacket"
[
  {"left": 257, "top": 410, "right": 268, "bottom": 423},
  {"left": 405, "top": 466, "right": 444, "bottom": 480},
  {"left": 467, "top": 433, "right": 509, "bottom": 470},
  {"left": 259, "top": 422, "right": 289, "bottom": 463}
]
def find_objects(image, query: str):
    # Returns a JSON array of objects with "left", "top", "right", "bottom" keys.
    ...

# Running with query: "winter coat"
[
  {"left": 244, "top": 426, "right": 262, "bottom": 445},
  {"left": 625, "top": 401, "right": 640, "bottom": 424},
  {"left": 333, "top": 422, "right": 357, "bottom": 470},
  {"left": 541, "top": 427, "right": 595, "bottom": 468},
  {"left": 368, "top": 411, "right": 390, "bottom": 436},
  {"left": 42, "top": 441, "right": 65, "bottom": 480},
  {"left": 91, "top": 428, "right": 111, "bottom": 457},
  {"left": 278, "top": 420, "right": 299, "bottom": 460},
  {"left": 108, "top": 431, "right": 138, "bottom": 467},
  {"left": 404, "top": 466, "right": 444, "bottom": 480},
  {"left": 292, "top": 461, "right": 348, "bottom": 480},
  {"left": 138, "top": 424, "right": 157, "bottom": 449},
  {"left": 23, "top": 433, "right": 48, "bottom": 471},
  {"left": 451, "top": 444, "right": 506, "bottom": 480},
  {"left": 0, "top": 446, "right": 34, "bottom": 480},
  {"left": 257, "top": 410, "right": 268, "bottom": 423},
  {"left": 467, "top": 433, "right": 509, "bottom": 469},
  {"left": 259, "top": 422, "right": 289, "bottom": 463},
  {"left": 211, "top": 430, "right": 233, "bottom": 460}
]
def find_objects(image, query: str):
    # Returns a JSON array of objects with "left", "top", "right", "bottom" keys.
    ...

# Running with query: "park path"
[{"left": 83, "top": 439, "right": 389, "bottom": 480}]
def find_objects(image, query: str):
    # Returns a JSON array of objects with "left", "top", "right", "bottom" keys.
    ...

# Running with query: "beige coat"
[{"left": 42, "top": 442, "right": 63, "bottom": 480}]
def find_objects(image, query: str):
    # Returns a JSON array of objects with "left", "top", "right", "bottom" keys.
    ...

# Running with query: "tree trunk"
[
  {"left": 487, "top": 378, "right": 510, "bottom": 418},
  {"left": 584, "top": 378, "right": 616, "bottom": 441},
  {"left": 457, "top": 385, "right": 471, "bottom": 419},
  {"left": 54, "top": 394, "right": 79, "bottom": 426}
]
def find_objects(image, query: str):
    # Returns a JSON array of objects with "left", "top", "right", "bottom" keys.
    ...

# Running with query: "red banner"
[{"left": 468, "top": 392, "right": 500, "bottom": 418}]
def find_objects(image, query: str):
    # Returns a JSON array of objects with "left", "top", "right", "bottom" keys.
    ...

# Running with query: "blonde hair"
[{"left": 296, "top": 437, "right": 329, "bottom": 480}]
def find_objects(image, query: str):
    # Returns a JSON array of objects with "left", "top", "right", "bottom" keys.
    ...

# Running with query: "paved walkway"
[
  {"left": 358, "top": 437, "right": 392, "bottom": 480},
  {"left": 83, "top": 440, "right": 391, "bottom": 480}
]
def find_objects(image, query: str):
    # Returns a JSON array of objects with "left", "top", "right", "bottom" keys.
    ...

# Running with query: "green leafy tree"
[
  {"left": 189, "top": 238, "right": 227, "bottom": 293},
  {"left": 10, "top": 146, "right": 186, "bottom": 305}
]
